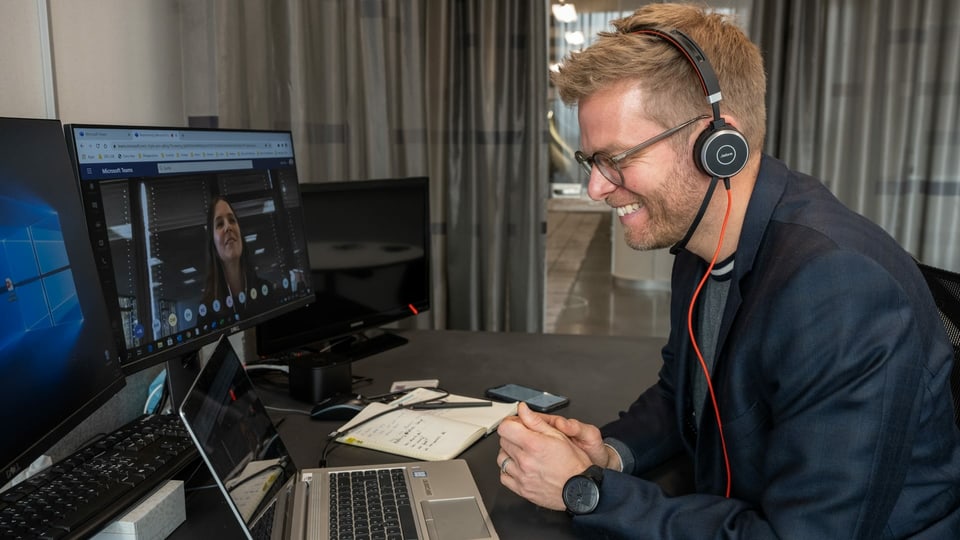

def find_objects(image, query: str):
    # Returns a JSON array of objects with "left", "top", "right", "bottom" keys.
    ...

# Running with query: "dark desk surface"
[{"left": 170, "top": 329, "right": 670, "bottom": 539}]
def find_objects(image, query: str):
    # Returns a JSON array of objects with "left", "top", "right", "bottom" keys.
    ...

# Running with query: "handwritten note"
[{"left": 338, "top": 404, "right": 484, "bottom": 461}]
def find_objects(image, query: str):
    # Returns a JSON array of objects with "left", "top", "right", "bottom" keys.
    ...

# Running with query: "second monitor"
[
  {"left": 64, "top": 124, "right": 315, "bottom": 383},
  {"left": 255, "top": 177, "right": 431, "bottom": 399}
]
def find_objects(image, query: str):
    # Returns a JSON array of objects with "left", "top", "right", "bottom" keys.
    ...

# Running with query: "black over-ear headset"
[
  {"left": 633, "top": 27, "right": 744, "bottom": 498},
  {"left": 630, "top": 27, "right": 749, "bottom": 179}
]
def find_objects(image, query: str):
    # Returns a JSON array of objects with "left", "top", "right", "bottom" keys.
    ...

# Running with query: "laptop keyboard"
[
  {"left": 0, "top": 414, "right": 197, "bottom": 539},
  {"left": 329, "top": 467, "right": 419, "bottom": 540},
  {"left": 249, "top": 500, "right": 276, "bottom": 540}
]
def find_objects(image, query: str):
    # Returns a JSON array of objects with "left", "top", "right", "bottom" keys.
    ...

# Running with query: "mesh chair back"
[{"left": 917, "top": 262, "right": 960, "bottom": 427}]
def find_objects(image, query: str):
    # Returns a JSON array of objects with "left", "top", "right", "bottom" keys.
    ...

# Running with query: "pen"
[{"left": 409, "top": 401, "right": 493, "bottom": 410}]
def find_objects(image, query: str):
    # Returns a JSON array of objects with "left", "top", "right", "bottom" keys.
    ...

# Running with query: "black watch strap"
[
  {"left": 562, "top": 465, "right": 604, "bottom": 515},
  {"left": 581, "top": 464, "right": 604, "bottom": 485}
]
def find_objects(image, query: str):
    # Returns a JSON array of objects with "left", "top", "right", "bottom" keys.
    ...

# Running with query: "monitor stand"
[
  {"left": 329, "top": 328, "right": 409, "bottom": 361},
  {"left": 164, "top": 350, "right": 203, "bottom": 411},
  {"left": 286, "top": 329, "right": 409, "bottom": 403}
]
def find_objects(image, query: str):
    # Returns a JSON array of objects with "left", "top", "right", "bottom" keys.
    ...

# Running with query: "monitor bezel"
[
  {"left": 255, "top": 176, "right": 432, "bottom": 357},
  {"left": 63, "top": 123, "right": 316, "bottom": 374}
]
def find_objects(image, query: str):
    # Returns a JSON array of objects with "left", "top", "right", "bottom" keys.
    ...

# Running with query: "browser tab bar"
[{"left": 71, "top": 127, "right": 294, "bottom": 166}]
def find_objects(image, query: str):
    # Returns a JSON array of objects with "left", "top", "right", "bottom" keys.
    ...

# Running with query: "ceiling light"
[{"left": 552, "top": 3, "right": 578, "bottom": 24}]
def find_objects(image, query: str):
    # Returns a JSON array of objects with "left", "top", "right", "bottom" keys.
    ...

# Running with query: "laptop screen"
[{"left": 179, "top": 338, "right": 297, "bottom": 526}]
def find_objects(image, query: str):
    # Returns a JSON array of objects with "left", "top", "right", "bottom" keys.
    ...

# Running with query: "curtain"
[
  {"left": 425, "top": 2, "right": 549, "bottom": 331},
  {"left": 752, "top": 0, "right": 960, "bottom": 270},
  {"left": 207, "top": 0, "right": 548, "bottom": 332}
]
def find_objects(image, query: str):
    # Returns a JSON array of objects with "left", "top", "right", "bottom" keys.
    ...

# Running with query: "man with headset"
[{"left": 496, "top": 3, "right": 960, "bottom": 538}]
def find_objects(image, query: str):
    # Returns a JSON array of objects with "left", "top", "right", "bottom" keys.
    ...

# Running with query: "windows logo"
[{"left": 1, "top": 196, "right": 83, "bottom": 350}]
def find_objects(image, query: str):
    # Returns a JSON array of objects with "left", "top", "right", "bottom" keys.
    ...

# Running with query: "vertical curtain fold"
[
  {"left": 755, "top": 0, "right": 960, "bottom": 271},
  {"left": 210, "top": 0, "right": 547, "bottom": 333},
  {"left": 427, "top": 0, "right": 548, "bottom": 331}
]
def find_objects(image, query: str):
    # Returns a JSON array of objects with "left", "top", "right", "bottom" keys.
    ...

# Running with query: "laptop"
[{"left": 178, "top": 336, "right": 499, "bottom": 540}]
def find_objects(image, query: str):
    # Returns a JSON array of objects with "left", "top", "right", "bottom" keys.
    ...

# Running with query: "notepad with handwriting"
[{"left": 335, "top": 388, "right": 518, "bottom": 461}]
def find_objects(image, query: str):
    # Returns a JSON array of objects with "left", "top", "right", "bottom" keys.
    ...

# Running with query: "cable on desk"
[
  {"left": 352, "top": 374, "right": 375, "bottom": 389},
  {"left": 245, "top": 364, "right": 290, "bottom": 374},
  {"left": 144, "top": 380, "right": 165, "bottom": 414},
  {"left": 264, "top": 405, "right": 312, "bottom": 416}
]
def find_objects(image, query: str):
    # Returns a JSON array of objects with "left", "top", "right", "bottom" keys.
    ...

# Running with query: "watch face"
[{"left": 563, "top": 476, "right": 600, "bottom": 515}]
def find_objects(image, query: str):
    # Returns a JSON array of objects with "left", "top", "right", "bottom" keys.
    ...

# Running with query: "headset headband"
[{"left": 629, "top": 27, "right": 723, "bottom": 122}]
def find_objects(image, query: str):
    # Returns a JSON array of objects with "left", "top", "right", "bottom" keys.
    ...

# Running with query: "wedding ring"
[{"left": 500, "top": 456, "right": 513, "bottom": 475}]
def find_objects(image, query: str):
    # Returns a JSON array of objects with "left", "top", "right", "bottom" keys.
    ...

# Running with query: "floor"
[{"left": 544, "top": 197, "right": 672, "bottom": 339}]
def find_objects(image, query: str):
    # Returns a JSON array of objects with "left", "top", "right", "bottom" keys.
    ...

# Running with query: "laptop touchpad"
[{"left": 420, "top": 498, "right": 491, "bottom": 539}]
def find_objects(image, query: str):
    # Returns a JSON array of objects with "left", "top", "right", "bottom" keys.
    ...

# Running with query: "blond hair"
[{"left": 551, "top": 3, "right": 766, "bottom": 152}]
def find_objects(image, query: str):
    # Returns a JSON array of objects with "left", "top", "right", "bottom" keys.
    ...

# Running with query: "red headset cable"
[{"left": 686, "top": 180, "right": 733, "bottom": 497}]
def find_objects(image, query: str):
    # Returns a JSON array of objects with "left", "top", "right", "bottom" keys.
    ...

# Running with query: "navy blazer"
[{"left": 584, "top": 155, "right": 960, "bottom": 538}]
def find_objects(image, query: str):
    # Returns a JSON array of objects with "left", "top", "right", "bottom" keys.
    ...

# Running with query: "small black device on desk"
[{"left": 485, "top": 383, "right": 570, "bottom": 413}]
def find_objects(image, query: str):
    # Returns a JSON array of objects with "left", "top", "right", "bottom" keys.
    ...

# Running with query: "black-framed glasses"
[{"left": 575, "top": 114, "right": 710, "bottom": 187}]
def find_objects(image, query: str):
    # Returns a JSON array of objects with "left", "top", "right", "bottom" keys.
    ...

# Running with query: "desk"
[{"left": 170, "top": 329, "right": 679, "bottom": 539}]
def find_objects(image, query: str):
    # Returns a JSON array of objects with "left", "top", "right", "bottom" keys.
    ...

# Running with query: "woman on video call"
[{"left": 201, "top": 196, "right": 271, "bottom": 320}]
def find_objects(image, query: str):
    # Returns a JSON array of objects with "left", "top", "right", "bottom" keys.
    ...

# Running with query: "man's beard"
[{"left": 622, "top": 157, "right": 708, "bottom": 251}]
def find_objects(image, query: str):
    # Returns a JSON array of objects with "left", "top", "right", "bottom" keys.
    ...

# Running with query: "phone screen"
[{"left": 485, "top": 384, "right": 569, "bottom": 412}]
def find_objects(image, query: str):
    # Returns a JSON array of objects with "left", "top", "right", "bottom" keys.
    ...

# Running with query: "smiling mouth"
[{"left": 615, "top": 202, "right": 642, "bottom": 217}]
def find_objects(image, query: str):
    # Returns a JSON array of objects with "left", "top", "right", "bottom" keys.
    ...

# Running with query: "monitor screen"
[
  {"left": 64, "top": 124, "right": 314, "bottom": 374},
  {"left": 0, "top": 117, "right": 125, "bottom": 486},
  {"left": 256, "top": 177, "right": 430, "bottom": 357}
]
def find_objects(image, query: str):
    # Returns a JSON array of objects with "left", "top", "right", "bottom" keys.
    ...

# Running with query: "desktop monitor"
[
  {"left": 63, "top": 124, "right": 314, "bottom": 380},
  {"left": 255, "top": 177, "right": 431, "bottom": 362},
  {"left": 0, "top": 117, "right": 125, "bottom": 486}
]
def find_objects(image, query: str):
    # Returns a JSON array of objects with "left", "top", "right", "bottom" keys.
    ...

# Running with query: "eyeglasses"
[{"left": 575, "top": 114, "right": 709, "bottom": 187}]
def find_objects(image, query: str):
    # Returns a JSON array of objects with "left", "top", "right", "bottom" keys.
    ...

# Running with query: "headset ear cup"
[{"left": 693, "top": 125, "right": 749, "bottom": 179}]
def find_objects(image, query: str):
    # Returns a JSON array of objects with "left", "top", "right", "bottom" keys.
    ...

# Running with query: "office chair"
[{"left": 916, "top": 262, "right": 960, "bottom": 427}]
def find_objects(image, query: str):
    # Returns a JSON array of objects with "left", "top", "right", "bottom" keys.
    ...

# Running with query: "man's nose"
[{"left": 585, "top": 168, "right": 616, "bottom": 201}]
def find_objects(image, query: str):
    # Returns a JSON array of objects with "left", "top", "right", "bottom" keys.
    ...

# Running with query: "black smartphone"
[{"left": 484, "top": 383, "right": 569, "bottom": 413}]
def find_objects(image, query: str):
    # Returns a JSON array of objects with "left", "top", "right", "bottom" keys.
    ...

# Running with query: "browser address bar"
[{"left": 157, "top": 159, "right": 253, "bottom": 174}]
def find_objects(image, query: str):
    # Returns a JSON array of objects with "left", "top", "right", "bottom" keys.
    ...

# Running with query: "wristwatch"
[{"left": 562, "top": 465, "right": 604, "bottom": 515}]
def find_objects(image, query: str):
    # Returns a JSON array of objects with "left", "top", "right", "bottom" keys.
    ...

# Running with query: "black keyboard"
[
  {"left": 329, "top": 467, "right": 419, "bottom": 540},
  {"left": 0, "top": 414, "right": 198, "bottom": 540}
]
